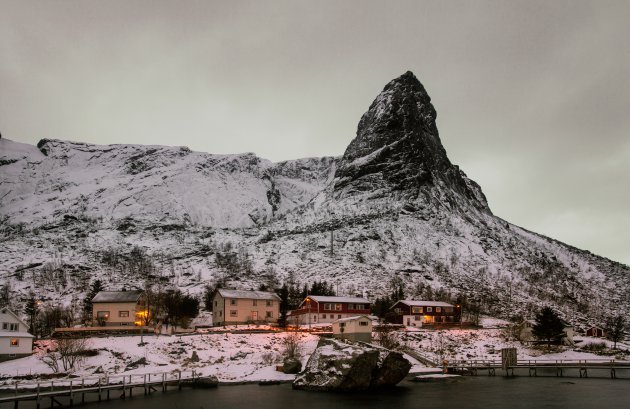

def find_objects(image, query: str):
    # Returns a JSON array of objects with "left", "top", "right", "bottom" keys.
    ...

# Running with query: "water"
[{"left": 61, "top": 377, "right": 630, "bottom": 409}]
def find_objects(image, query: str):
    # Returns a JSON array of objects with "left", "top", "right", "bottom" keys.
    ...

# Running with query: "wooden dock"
[
  {"left": 0, "top": 370, "right": 209, "bottom": 409},
  {"left": 447, "top": 359, "right": 630, "bottom": 379}
]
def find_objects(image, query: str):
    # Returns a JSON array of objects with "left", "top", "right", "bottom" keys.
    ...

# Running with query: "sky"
[{"left": 1, "top": 0, "right": 629, "bottom": 266}]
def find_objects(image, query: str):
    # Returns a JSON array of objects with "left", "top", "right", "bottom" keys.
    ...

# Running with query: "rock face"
[
  {"left": 293, "top": 338, "right": 411, "bottom": 392},
  {"left": 333, "top": 71, "right": 490, "bottom": 213}
]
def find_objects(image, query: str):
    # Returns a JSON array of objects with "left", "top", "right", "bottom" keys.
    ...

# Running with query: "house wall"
[
  {"left": 0, "top": 310, "right": 33, "bottom": 358},
  {"left": 291, "top": 301, "right": 371, "bottom": 325},
  {"left": 332, "top": 318, "right": 372, "bottom": 343},
  {"left": 92, "top": 302, "right": 140, "bottom": 326},
  {"left": 389, "top": 303, "right": 460, "bottom": 325},
  {"left": 0, "top": 336, "right": 32, "bottom": 357},
  {"left": 212, "top": 293, "right": 279, "bottom": 326}
]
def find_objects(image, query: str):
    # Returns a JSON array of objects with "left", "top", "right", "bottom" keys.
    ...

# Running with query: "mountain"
[{"left": 1, "top": 71, "right": 628, "bottom": 329}]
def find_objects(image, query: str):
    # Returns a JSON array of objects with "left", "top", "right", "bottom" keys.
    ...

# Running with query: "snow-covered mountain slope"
[{"left": 1, "top": 71, "right": 628, "bottom": 329}]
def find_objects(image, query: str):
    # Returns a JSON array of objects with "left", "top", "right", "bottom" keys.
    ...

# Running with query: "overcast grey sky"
[{"left": 1, "top": 0, "right": 629, "bottom": 265}]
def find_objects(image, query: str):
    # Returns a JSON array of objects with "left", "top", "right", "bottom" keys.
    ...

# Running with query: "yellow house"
[
  {"left": 92, "top": 290, "right": 146, "bottom": 326},
  {"left": 212, "top": 289, "right": 280, "bottom": 326}
]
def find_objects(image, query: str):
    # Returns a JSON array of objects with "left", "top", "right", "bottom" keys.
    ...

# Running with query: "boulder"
[
  {"left": 283, "top": 357, "right": 302, "bottom": 374},
  {"left": 293, "top": 338, "right": 410, "bottom": 392}
]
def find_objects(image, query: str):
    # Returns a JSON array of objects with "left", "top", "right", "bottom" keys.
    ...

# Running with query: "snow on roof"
[
  {"left": 394, "top": 300, "right": 454, "bottom": 308},
  {"left": 0, "top": 331, "right": 34, "bottom": 338},
  {"left": 306, "top": 295, "right": 370, "bottom": 304},
  {"left": 92, "top": 290, "right": 144, "bottom": 303},
  {"left": 334, "top": 315, "right": 371, "bottom": 323},
  {"left": 217, "top": 289, "right": 280, "bottom": 301}
]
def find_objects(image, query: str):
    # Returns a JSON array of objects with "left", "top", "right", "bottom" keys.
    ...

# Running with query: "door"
[{"left": 251, "top": 311, "right": 258, "bottom": 321}]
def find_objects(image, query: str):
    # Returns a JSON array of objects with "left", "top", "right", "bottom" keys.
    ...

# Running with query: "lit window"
[
  {"left": 10, "top": 339, "right": 19, "bottom": 347},
  {"left": 412, "top": 307, "right": 423, "bottom": 314},
  {"left": 335, "top": 304, "right": 342, "bottom": 311},
  {"left": 230, "top": 310, "right": 237, "bottom": 317},
  {"left": 97, "top": 311, "right": 110, "bottom": 319},
  {"left": 436, "top": 307, "right": 442, "bottom": 313}
]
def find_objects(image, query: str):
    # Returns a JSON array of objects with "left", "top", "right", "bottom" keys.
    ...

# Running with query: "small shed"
[
  {"left": 586, "top": 326, "right": 606, "bottom": 338},
  {"left": 332, "top": 315, "right": 372, "bottom": 343}
]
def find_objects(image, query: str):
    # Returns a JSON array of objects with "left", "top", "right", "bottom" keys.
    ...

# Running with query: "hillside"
[{"left": 1, "top": 71, "right": 628, "bottom": 330}]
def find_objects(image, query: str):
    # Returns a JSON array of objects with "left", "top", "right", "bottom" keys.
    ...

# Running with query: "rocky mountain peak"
[{"left": 333, "top": 71, "right": 490, "bottom": 213}]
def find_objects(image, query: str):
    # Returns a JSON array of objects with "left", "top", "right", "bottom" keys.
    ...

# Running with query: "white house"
[
  {"left": 332, "top": 315, "right": 373, "bottom": 343},
  {"left": 0, "top": 308, "right": 34, "bottom": 361}
]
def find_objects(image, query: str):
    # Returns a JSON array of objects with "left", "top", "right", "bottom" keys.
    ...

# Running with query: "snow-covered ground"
[
  {"left": 0, "top": 331, "right": 319, "bottom": 385},
  {"left": 2, "top": 322, "right": 628, "bottom": 389}
]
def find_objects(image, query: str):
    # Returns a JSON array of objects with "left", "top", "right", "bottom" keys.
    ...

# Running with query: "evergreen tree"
[
  {"left": 24, "top": 292, "right": 38, "bottom": 336},
  {"left": 532, "top": 307, "right": 565, "bottom": 350},
  {"left": 82, "top": 280, "right": 104, "bottom": 322},
  {"left": 277, "top": 284, "right": 289, "bottom": 328}
]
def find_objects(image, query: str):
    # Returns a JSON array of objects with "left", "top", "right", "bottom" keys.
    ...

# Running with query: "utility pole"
[{"left": 330, "top": 230, "right": 334, "bottom": 256}]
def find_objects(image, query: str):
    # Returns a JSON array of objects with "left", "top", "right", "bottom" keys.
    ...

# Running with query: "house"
[
  {"left": 1, "top": 308, "right": 34, "bottom": 362},
  {"left": 212, "top": 289, "right": 280, "bottom": 326},
  {"left": 92, "top": 290, "right": 146, "bottom": 326},
  {"left": 290, "top": 295, "right": 371, "bottom": 325},
  {"left": 332, "top": 315, "right": 372, "bottom": 343},
  {"left": 585, "top": 326, "right": 606, "bottom": 338},
  {"left": 518, "top": 320, "right": 575, "bottom": 346},
  {"left": 388, "top": 300, "right": 460, "bottom": 326}
]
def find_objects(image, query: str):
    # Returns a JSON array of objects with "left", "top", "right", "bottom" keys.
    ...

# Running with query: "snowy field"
[{"left": 1, "top": 321, "right": 627, "bottom": 388}]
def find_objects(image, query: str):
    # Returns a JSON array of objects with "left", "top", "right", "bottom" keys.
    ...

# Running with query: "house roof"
[
  {"left": 304, "top": 296, "right": 371, "bottom": 304},
  {"left": 393, "top": 300, "right": 454, "bottom": 308},
  {"left": 92, "top": 290, "right": 144, "bottom": 303},
  {"left": 334, "top": 315, "right": 371, "bottom": 323},
  {"left": 216, "top": 289, "right": 280, "bottom": 301},
  {"left": 0, "top": 308, "right": 29, "bottom": 328},
  {"left": 0, "top": 331, "right": 34, "bottom": 338}
]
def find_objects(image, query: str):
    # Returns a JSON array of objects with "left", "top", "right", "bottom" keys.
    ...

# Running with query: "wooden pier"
[
  {"left": 447, "top": 359, "right": 630, "bottom": 379},
  {"left": 0, "top": 370, "right": 208, "bottom": 409}
]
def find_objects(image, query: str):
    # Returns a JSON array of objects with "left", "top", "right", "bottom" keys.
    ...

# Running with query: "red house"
[
  {"left": 388, "top": 300, "right": 460, "bottom": 326},
  {"left": 290, "top": 296, "right": 371, "bottom": 326},
  {"left": 585, "top": 326, "right": 606, "bottom": 338}
]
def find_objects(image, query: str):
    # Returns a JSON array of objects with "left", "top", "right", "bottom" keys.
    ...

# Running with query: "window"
[
  {"left": 394, "top": 308, "right": 402, "bottom": 314},
  {"left": 219, "top": 311, "right": 223, "bottom": 317},
  {"left": 266, "top": 300, "right": 273, "bottom": 307},
  {"left": 119, "top": 311, "right": 129, "bottom": 317},
  {"left": 230, "top": 310, "right": 237, "bottom": 317},
  {"left": 230, "top": 299, "right": 237, "bottom": 306},
  {"left": 9, "top": 323, "right": 18, "bottom": 331},
  {"left": 253, "top": 300, "right": 257, "bottom": 306},
  {"left": 338, "top": 315, "right": 341, "bottom": 319},
  {"left": 1, "top": 323, "right": 7, "bottom": 330},
  {"left": 359, "top": 321, "right": 369, "bottom": 326},
  {"left": 414, "top": 315, "right": 422, "bottom": 321},
  {"left": 313, "top": 315, "right": 317, "bottom": 322},
  {"left": 97, "top": 311, "right": 110, "bottom": 319},
  {"left": 340, "top": 322, "right": 346, "bottom": 328},
  {"left": 412, "top": 306, "right": 423, "bottom": 314},
  {"left": 445, "top": 307, "right": 453, "bottom": 313},
  {"left": 10, "top": 339, "right": 19, "bottom": 347},
  {"left": 266, "top": 311, "right": 273, "bottom": 318},
  {"left": 214, "top": 301, "right": 218, "bottom": 307},
  {"left": 335, "top": 304, "right": 342, "bottom": 311},
  {"left": 355, "top": 304, "right": 364, "bottom": 310},
  {"left": 426, "top": 307, "right": 432, "bottom": 313},
  {"left": 322, "top": 314, "right": 326, "bottom": 319},
  {"left": 324, "top": 303, "right": 332, "bottom": 310},
  {"left": 436, "top": 307, "right": 442, "bottom": 313}
]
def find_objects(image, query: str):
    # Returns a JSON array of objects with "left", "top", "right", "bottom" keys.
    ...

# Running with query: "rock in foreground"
[{"left": 293, "top": 338, "right": 411, "bottom": 392}]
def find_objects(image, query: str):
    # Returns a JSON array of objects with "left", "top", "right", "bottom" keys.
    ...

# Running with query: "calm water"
[{"left": 60, "top": 377, "right": 630, "bottom": 409}]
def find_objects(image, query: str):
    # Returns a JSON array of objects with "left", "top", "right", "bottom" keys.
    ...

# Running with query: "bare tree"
[
  {"left": 39, "top": 337, "right": 89, "bottom": 373},
  {"left": 374, "top": 323, "right": 400, "bottom": 350},
  {"left": 282, "top": 332, "right": 303, "bottom": 359}
]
